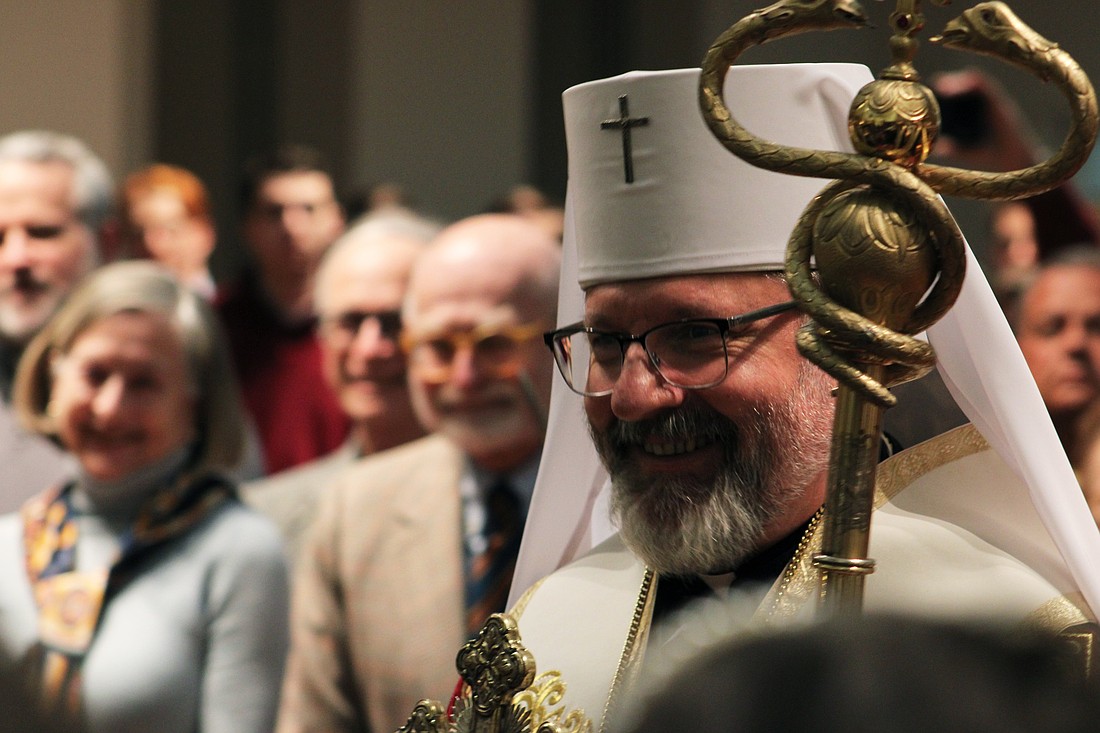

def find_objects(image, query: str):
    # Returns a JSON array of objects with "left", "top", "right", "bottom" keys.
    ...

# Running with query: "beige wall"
[
  {"left": 1, "top": 0, "right": 1096, "bottom": 234},
  {"left": 0, "top": 0, "right": 153, "bottom": 179},
  {"left": 345, "top": 1, "right": 534, "bottom": 221}
]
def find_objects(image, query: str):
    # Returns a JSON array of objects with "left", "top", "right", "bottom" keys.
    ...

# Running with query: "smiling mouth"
[
  {"left": 88, "top": 439, "right": 136, "bottom": 450},
  {"left": 641, "top": 435, "right": 715, "bottom": 457},
  {"left": 82, "top": 429, "right": 142, "bottom": 447},
  {"left": 3, "top": 284, "right": 48, "bottom": 302}
]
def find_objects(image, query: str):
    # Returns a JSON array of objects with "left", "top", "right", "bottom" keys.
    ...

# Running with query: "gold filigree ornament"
[
  {"left": 513, "top": 672, "right": 592, "bottom": 733},
  {"left": 398, "top": 613, "right": 582, "bottom": 733},
  {"left": 398, "top": 700, "right": 449, "bottom": 733}
]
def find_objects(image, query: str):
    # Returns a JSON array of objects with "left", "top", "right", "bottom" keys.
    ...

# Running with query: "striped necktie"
[{"left": 464, "top": 479, "right": 523, "bottom": 637}]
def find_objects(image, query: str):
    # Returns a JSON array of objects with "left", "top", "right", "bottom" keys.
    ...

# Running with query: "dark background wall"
[{"left": 2, "top": 1, "right": 1096, "bottom": 280}]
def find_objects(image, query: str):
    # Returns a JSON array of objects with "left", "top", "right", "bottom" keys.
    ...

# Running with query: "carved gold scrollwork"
[
  {"left": 398, "top": 700, "right": 449, "bottom": 733},
  {"left": 513, "top": 672, "right": 593, "bottom": 733},
  {"left": 399, "top": 614, "right": 584, "bottom": 733},
  {"left": 457, "top": 614, "right": 536, "bottom": 717}
]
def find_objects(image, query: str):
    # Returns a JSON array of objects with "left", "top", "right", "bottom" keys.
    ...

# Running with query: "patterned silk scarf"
[{"left": 20, "top": 468, "right": 233, "bottom": 714}]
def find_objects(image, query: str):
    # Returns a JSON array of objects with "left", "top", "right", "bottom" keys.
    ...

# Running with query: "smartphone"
[{"left": 936, "top": 89, "right": 991, "bottom": 148}]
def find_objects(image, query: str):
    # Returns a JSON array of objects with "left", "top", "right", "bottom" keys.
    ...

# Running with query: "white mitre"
[
  {"left": 570, "top": 64, "right": 865, "bottom": 285},
  {"left": 510, "top": 64, "right": 1100, "bottom": 619}
]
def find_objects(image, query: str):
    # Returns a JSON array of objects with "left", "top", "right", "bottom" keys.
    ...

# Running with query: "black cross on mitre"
[{"left": 601, "top": 94, "right": 649, "bottom": 184}]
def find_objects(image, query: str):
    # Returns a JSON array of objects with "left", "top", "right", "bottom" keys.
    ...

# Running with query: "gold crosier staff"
[{"left": 699, "top": 0, "right": 1098, "bottom": 617}]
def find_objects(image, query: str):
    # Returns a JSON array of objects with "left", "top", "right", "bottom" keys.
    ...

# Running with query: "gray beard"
[{"left": 592, "top": 373, "right": 832, "bottom": 576}]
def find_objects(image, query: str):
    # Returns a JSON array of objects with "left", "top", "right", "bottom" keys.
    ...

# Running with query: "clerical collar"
[{"left": 652, "top": 513, "right": 816, "bottom": 624}]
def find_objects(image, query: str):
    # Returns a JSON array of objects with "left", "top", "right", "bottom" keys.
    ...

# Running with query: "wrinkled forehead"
[
  {"left": 406, "top": 248, "right": 552, "bottom": 331},
  {"left": 1021, "top": 265, "right": 1100, "bottom": 317},
  {"left": 405, "top": 296, "right": 524, "bottom": 337},
  {"left": 320, "top": 239, "right": 422, "bottom": 312},
  {"left": 582, "top": 271, "right": 788, "bottom": 327},
  {"left": 0, "top": 159, "right": 77, "bottom": 211},
  {"left": 323, "top": 267, "right": 409, "bottom": 316}
]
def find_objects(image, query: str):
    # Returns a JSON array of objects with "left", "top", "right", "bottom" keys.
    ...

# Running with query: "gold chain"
[
  {"left": 762, "top": 506, "right": 825, "bottom": 622},
  {"left": 598, "top": 510, "right": 825, "bottom": 728},
  {"left": 598, "top": 567, "right": 655, "bottom": 733}
]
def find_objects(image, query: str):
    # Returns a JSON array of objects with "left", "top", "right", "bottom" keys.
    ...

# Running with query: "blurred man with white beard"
[{"left": 277, "top": 213, "right": 560, "bottom": 733}]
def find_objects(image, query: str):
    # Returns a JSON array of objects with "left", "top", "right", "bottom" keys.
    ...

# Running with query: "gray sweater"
[{"left": 0, "top": 491, "right": 290, "bottom": 733}]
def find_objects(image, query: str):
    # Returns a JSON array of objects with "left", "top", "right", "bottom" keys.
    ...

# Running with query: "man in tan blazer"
[{"left": 277, "top": 214, "right": 561, "bottom": 733}]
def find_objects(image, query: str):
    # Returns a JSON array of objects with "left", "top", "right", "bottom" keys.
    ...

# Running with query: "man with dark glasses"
[{"left": 278, "top": 214, "right": 561, "bottom": 733}]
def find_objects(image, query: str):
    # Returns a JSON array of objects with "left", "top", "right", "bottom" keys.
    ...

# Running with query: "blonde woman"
[{"left": 0, "top": 261, "right": 288, "bottom": 732}]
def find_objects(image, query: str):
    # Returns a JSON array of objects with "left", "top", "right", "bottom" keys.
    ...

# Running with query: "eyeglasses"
[
  {"left": 544, "top": 300, "right": 799, "bottom": 397},
  {"left": 400, "top": 321, "right": 544, "bottom": 384},
  {"left": 321, "top": 310, "right": 403, "bottom": 344}
]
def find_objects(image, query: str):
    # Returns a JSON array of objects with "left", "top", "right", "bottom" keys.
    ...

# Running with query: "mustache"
[
  {"left": 601, "top": 405, "right": 737, "bottom": 452},
  {"left": 0, "top": 269, "right": 49, "bottom": 295}
]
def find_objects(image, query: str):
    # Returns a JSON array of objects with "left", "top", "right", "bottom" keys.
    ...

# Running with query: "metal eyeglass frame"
[{"left": 544, "top": 300, "right": 799, "bottom": 397}]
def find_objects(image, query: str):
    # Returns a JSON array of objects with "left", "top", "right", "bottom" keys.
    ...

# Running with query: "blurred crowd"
[
  {"left": 0, "top": 63, "right": 1098, "bottom": 733},
  {"left": 0, "top": 127, "right": 563, "bottom": 732}
]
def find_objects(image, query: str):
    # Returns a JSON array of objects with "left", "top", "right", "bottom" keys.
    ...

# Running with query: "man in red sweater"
[{"left": 217, "top": 145, "right": 348, "bottom": 475}]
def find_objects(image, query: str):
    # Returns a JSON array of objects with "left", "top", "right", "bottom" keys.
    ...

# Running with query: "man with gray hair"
[
  {"left": 277, "top": 213, "right": 560, "bottom": 733},
  {"left": 244, "top": 209, "right": 440, "bottom": 562},
  {"left": 0, "top": 130, "right": 114, "bottom": 511}
]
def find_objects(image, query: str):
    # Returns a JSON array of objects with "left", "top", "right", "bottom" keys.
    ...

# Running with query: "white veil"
[{"left": 509, "top": 66, "right": 1100, "bottom": 617}]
